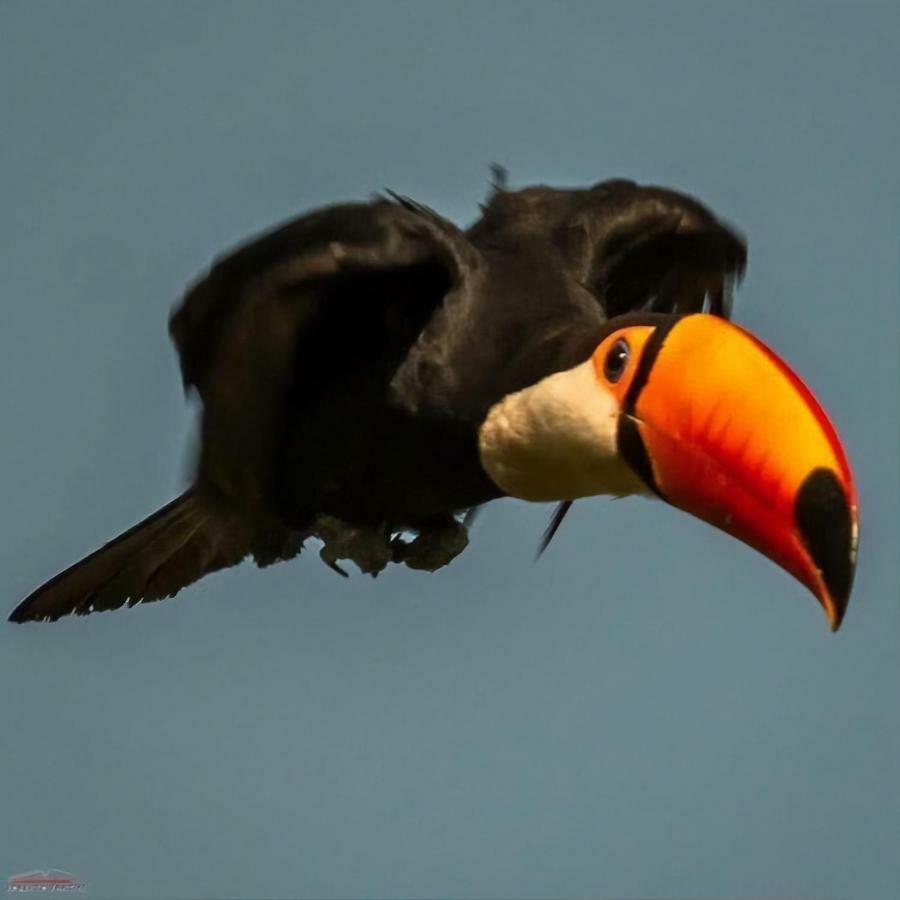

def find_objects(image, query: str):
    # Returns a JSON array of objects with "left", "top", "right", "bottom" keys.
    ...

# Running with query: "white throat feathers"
[{"left": 478, "top": 359, "right": 650, "bottom": 502}]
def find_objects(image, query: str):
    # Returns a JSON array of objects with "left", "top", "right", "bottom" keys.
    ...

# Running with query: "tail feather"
[{"left": 9, "top": 490, "right": 259, "bottom": 623}]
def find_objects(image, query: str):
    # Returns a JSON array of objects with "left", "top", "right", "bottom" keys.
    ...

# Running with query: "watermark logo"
[{"left": 7, "top": 871, "right": 84, "bottom": 893}]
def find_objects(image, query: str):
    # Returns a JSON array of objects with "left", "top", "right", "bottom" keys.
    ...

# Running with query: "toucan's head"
[{"left": 478, "top": 313, "right": 859, "bottom": 630}]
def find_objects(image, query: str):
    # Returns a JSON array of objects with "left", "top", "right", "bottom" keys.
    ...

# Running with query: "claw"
[
  {"left": 392, "top": 519, "right": 469, "bottom": 571},
  {"left": 314, "top": 515, "right": 392, "bottom": 576}
]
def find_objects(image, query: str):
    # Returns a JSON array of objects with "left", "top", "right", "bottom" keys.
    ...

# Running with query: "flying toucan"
[{"left": 9, "top": 178, "right": 858, "bottom": 628}]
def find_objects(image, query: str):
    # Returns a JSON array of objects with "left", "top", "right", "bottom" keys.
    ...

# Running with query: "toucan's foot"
[
  {"left": 314, "top": 516, "right": 393, "bottom": 576},
  {"left": 312, "top": 514, "right": 470, "bottom": 576},
  {"left": 391, "top": 518, "right": 469, "bottom": 571}
]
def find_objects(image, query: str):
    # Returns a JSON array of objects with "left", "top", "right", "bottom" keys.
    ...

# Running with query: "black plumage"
[{"left": 10, "top": 178, "right": 745, "bottom": 621}]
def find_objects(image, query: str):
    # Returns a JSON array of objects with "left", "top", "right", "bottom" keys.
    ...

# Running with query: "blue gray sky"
[{"left": 1, "top": 3, "right": 898, "bottom": 898}]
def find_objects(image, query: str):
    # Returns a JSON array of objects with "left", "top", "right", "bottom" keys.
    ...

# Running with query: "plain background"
[{"left": 2, "top": 3, "right": 898, "bottom": 898}]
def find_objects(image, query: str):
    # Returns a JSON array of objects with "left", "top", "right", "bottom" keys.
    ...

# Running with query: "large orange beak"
[{"left": 593, "top": 314, "right": 859, "bottom": 630}]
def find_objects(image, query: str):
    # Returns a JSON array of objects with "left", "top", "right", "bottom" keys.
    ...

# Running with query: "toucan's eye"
[{"left": 604, "top": 338, "right": 630, "bottom": 383}]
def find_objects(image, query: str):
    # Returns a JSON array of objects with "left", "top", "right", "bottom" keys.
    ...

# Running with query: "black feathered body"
[{"left": 12, "top": 178, "right": 746, "bottom": 620}]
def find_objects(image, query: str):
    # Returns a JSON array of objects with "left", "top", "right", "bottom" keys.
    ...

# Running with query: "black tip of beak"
[{"left": 795, "top": 468, "right": 857, "bottom": 630}]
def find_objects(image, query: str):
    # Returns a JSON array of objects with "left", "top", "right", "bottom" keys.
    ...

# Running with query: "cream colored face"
[{"left": 477, "top": 358, "right": 649, "bottom": 502}]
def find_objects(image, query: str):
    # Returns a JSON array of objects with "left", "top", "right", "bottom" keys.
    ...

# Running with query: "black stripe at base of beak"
[
  {"left": 622, "top": 317, "right": 678, "bottom": 411},
  {"left": 795, "top": 467, "right": 856, "bottom": 627},
  {"left": 618, "top": 414, "right": 664, "bottom": 498},
  {"left": 617, "top": 319, "right": 678, "bottom": 499}
]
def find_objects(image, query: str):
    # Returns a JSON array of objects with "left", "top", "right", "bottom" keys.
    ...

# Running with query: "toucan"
[{"left": 9, "top": 178, "right": 858, "bottom": 628}]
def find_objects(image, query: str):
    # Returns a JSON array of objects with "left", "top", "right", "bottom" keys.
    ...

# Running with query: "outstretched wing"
[
  {"left": 169, "top": 197, "right": 482, "bottom": 509},
  {"left": 470, "top": 178, "right": 747, "bottom": 322},
  {"left": 582, "top": 181, "right": 747, "bottom": 319}
]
